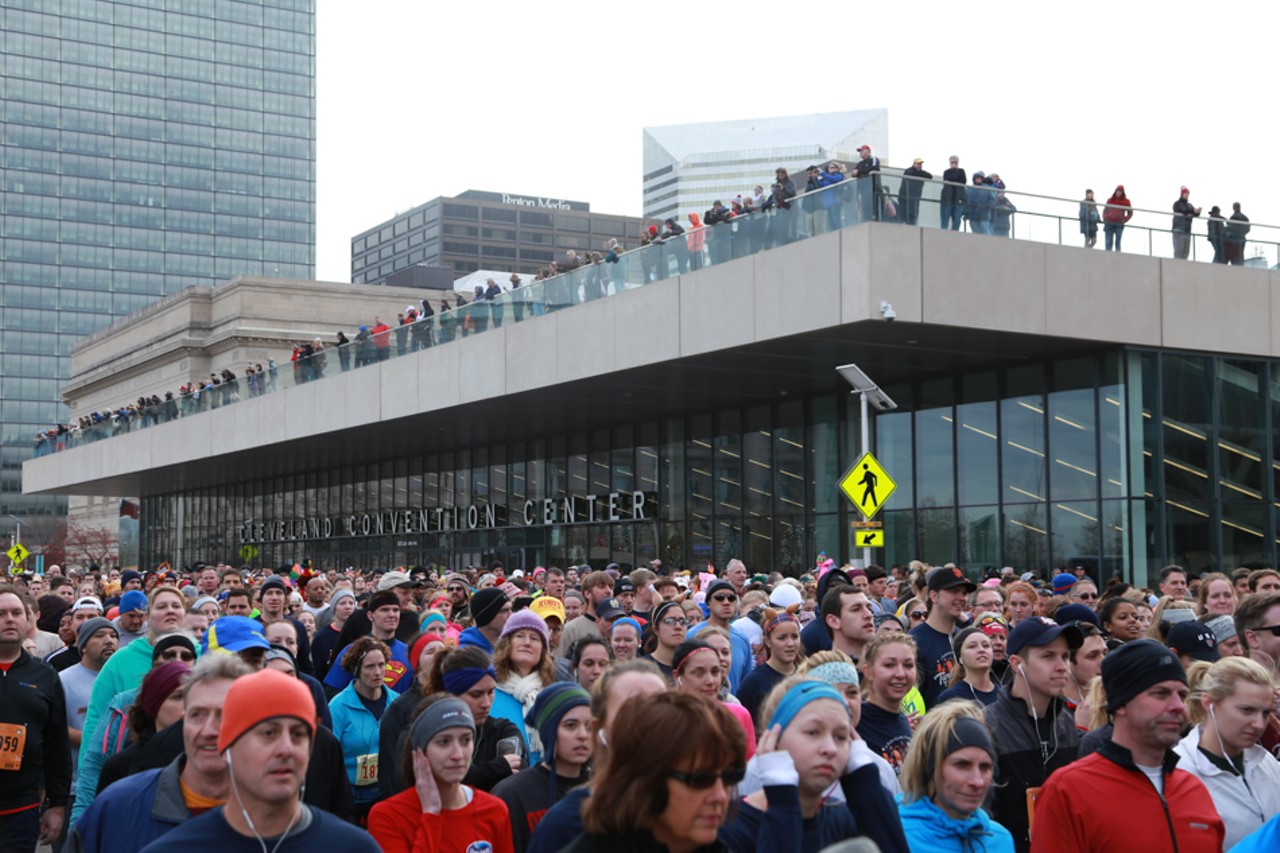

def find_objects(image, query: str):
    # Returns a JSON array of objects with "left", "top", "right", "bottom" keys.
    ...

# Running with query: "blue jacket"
[
  {"left": 72, "top": 687, "right": 138, "bottom": 826},
  {"left": 816, "top": 171, "right": 845, "bottom": 208},
  {"left": 490, "top": 687, "right": 541, "bottom": 765},
  {"left": 898, "top": 795, "right": 1014, "bottom": 853},
  {"left": 457, "top": 625, "right": 494, "bottom": 654},
  {"left": 328, "top": 682, "right": 398, "bottom": 803},
  {"left": 688, "top": 621, "right": 754, "bottom": 692},
  {"left": 70, "top": 756, "right": 189, "bottom": 853},
  {"left": 964, "top": 185, "right": 995, "bottom": 221}
]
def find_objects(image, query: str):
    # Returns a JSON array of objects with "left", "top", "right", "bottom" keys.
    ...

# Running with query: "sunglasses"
[
  {"left": 669, "top": 767, "right": 746, "bottom": 789},
  {"left": 711, "top": 594, "right": 737, "bottom": 603},
  {"left": 1251, "top": 625, "right": 1280, "bottom": 637},
  {"left": 909, "top": 611, "right": 927, "bottom": 620},
  {"left": 160, "top": 649, "right": 196, "bottom": 662},
  {"left": 1076, "top": 592, "right": 1098, "bottom": 601}
]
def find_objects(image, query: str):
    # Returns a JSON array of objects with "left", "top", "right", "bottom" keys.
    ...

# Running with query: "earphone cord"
[
  {"left": 1208, "top": 704, "right": 1263, "bottom": 821},
  {"left": 227, "top": 755, "right": 303, "bottom": 853},
  {"left": 1018, "top": 665, "right": 1059, "bottom": 767}
]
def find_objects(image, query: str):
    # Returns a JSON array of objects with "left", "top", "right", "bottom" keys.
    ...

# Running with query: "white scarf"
[{"left": 501, "top": 672, "right": 544, "bottom": 755}]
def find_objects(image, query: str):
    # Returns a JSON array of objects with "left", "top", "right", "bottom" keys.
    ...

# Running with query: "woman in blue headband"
[{"left": 719, "top": 677, "right": 910, "bottom": 853}]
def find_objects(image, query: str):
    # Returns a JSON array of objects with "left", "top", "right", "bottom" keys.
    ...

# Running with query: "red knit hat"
[
  {"left": 410, "top": 632, "right": 446, "bottom": 672},
  {"left": 217, "top": 668, "right": 316, "bottom": 753}
]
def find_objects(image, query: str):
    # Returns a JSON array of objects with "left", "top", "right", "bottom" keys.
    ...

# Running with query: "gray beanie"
[
  {"left": 1203, "top": 614, "right": 1237, "bottom": 645},
  {"left": 77, "top": 616, "right": 118, "bottom": 649}
]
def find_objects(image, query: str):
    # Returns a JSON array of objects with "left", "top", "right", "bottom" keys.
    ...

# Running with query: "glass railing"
[{"left": 34, "top": 169, "right": 1280, "bottom": 457}]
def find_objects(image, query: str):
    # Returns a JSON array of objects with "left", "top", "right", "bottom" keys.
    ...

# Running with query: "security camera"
[{"left": 879, "top": 301, "right": 896, "bottom": 322}]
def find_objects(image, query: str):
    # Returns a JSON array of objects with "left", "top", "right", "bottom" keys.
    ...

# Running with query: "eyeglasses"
[
  {"left": 668, "top": 767, "right": 746, "bottom": 789},
  {"left": 660, "top": 617, "right": 689, "bottom": 628},
  {"left": 711, "top": 594, "right": 737, "bottom": 603},
  {"left": 1076, "top": 593, "right": 1098, "bottom": 601},
  {"left": 160, "top": 649, "right": 196, "bottom": 663},
  {"left": 909, "top": 611, "right": 927, "bottom": 620}
]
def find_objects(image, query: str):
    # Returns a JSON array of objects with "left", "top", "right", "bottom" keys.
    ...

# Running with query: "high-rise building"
[
  {"left": 642, "top": 109, "right": 889, "bottom": 221},
  {"left": 0, "top": 0, "right": 316, "bottom": 540},
  {"left": 352, "top": 190, "right": 645, "bottom": 284}
]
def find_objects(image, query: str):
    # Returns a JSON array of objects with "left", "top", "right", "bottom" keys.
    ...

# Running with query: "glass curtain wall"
[{"left": 140, "top": 349, "right": 1280, "bottom": 581}]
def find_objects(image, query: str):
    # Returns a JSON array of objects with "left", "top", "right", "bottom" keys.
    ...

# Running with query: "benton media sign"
[
  {"left": 457, "top": 189, "right": 589, "bottom": 212},
  {"left": 238, "top": 490, "right": 652, "bottom": 545}
]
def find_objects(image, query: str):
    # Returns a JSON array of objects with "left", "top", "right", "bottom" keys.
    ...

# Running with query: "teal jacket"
[
  {"left": 328, "top": 682, "right": 397, "bottom": 803},
  {"left": 898, "top": 794, "right": 1014, "bottom": 853},
  {"left": 490, "top": 687, "right": 540, "bottom": 765}
]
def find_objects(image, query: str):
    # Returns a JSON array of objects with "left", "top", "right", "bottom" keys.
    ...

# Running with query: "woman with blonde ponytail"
[
  {"left": 1174, "top": 656, "right": 1280, "bottom": 850},
  {"left": 735, "top": 605, "right": 804, "bottom": 726}
]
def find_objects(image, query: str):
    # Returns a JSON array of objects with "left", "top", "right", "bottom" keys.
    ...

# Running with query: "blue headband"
[
  {"left": 611, "top": 617, "right": 642, "bottom": 637},
  {"left": 442, "top": 665, "right": 496, "bottom": 696},
  {"left": 805, "top": 661, "right": 859, "bottom": 688},
  {"left": 768, "top": 681, "right": 849, "bottom": 732}
]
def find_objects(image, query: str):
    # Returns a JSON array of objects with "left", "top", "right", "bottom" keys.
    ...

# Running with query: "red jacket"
[
  {"left": 1103, "top": 186, "right": 1133, "bottom": 224},
  {"left": 367, "top": 786, "right": 515, "bottom": 853},
  {"left": 371, "top": 322, "right": 391, "bottom": 348},
  {"left": 1031, "top": 740, "right": 1223, "bottom": 853}
]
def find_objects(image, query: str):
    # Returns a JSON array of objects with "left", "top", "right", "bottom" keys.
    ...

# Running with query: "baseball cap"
[
  {"left": 595, "top": 597, "right": 626, "bottom": 621},
  {"left": 119, "top": 590, "right": 148, "bottom": 614},
  {"left": 1054, "top": 603, "right": 1101, "bottom": 628},
  {"left": 927, "top": 566, "right": 977, "bottom": 593},
  {"left": 1007, "top": 616, "right": 1084, "bottom": 658},
  {"left": 1165, "top": 621, "right": 1221, "bottom": 663},
  {"left": 376, "top": 571, "right": 422, "bottom": 591},
  {"left": 72, "top": 596, "right": 103, "bottom": 614},
  {"left": 202, "top": 616, "right": 270, "bottom": 655},
  {"left": 531, "top": 595, "right": 566, "bottom": 625},
  {"left": 614, "top": 577, "right": 636, "bottom": 596}
]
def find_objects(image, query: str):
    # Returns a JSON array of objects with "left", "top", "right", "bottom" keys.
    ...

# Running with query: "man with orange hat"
[{"left": 139, "top": 668, "right": 377, "bottom": 851}]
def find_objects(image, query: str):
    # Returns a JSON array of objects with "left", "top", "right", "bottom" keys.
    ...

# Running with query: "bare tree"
[{"left": 65, "top": 521, "right": 118, "bottom": 570}]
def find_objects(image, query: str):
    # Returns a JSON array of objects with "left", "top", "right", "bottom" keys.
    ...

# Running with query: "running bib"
[
  {"left": 355, "top": 752, "right": 379, "bottom": 785},
  {"left": 0, "top": 723, "right": 27, "bottom": 771}
]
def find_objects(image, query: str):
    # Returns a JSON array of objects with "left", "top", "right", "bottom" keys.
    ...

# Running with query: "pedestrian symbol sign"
[
  {"left": 856, "top": 529, "right": 885, "bottom": 548},
  {"left": 839, "top": 453, "right": 896, "bottom": 520},
  {"left": 6, "top": 543, "right": 29, "bottom": 566}
]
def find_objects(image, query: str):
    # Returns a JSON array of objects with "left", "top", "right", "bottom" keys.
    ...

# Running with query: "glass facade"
[
  {"left": 139, "top": 349, "right": 1280, "bottom": 581},
  {"left": 0, "top": 0, "right": 316, "bottom": 527}
]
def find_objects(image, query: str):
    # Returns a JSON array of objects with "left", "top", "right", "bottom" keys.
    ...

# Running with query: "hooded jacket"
[
  {"left": 69, "top": 755, "right": 189, "bottom": 853},
  {"left": 898, "top": 795, "right": 1014, "bottom": 853},
  {"left": 1173, "top": 724, "right": 1280, "bottom": 851},
  {"left": 1103, "top": 187, "right": 1133, "bottom": 224}
]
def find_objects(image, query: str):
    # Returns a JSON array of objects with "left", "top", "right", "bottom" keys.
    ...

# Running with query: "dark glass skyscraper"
[{"left": 0, "top": 0, "right": 315, "bottom": 533}]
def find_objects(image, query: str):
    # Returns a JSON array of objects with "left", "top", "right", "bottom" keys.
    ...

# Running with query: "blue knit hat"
[{"left": 525, "top": 682, "right": 590, "bottom": 785}]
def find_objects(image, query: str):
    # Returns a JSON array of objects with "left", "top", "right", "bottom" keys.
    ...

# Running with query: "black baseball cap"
[
  {"left": 595, "top": 597, "right": 626, "bottom": 621},
  {"left": 1007, "top": 616, "right": 1084, "bottom": 658},
  {"left": 927, "top": 566, "right": 977, "bottom": 593},
  {"left": 1165, "top": 621, "right": 1221, "bottom": 663}
]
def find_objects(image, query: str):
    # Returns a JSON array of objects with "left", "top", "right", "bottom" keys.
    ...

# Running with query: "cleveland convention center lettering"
[{"left": 238, "top": 490, "right": 651, "bottom": 544}]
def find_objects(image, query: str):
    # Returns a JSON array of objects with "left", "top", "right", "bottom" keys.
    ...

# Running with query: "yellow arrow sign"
[
  {"left": 855, "top": 529, "right": 885, "bottom": 548},
  {"left": 7, "top": 543, "right": 29, "bottom": 565},
  {"left": 838, "top": 452, "right": 897, "bottom": 520}
]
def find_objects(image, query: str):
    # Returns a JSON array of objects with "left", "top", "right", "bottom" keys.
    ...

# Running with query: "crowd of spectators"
[{"left": 33, "top": 155, "right": 1261, "bottom": 456}]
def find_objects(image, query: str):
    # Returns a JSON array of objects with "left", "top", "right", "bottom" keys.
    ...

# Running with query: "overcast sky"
[{"left": 314, "top": 2, "right": 1280, "bottom": 282}]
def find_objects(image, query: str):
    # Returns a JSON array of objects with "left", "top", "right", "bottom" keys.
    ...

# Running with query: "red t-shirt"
[{"left": 367, "top": 785, "right": 514, "bottom": 853}]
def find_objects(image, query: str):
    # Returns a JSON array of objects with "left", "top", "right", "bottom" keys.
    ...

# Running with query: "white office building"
[{"left": 642, "top": 109, "right": 889, "bottom": 221}]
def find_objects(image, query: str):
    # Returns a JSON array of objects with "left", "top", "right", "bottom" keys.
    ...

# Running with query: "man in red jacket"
[
  {"left": 371, "top": 316, "right": 391, "bottom": 362},
  {"left": 1031, "top": 639, "right": 1223, "bottom": 853}
]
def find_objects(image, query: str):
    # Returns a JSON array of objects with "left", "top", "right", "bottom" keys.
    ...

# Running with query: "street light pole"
[{"left": 836, "top": 364, "right": 898, "bottom": 569}]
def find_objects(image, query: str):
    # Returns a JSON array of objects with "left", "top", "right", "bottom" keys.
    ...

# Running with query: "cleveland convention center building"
[{"left": 24, "top": 176, "right": 1280, "bottom": 590}]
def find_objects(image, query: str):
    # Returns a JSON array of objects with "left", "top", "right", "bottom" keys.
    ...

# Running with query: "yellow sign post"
[
  {"left": 6, "top": 543, "right": 29, "bottom": 568},
  {"left": 838, "top": 452, "right": 897, "bottom": 520}
]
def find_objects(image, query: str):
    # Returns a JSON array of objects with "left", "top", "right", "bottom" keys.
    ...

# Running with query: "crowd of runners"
[{"left": 2, "top": 557, "right": 1280, "bottom": 852}]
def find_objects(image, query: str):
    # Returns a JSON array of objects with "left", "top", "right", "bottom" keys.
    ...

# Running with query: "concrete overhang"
[{"left": 25, "top": 222, "right": 1280, "bottom": 498}]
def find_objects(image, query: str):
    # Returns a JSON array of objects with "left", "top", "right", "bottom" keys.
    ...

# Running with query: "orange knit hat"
[{"left": 217, "top": 668, "right": 316, "bottom": 753}]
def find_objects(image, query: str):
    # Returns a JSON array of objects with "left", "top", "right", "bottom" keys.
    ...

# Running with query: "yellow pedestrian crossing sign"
[
  {"left": 7, "top": 542, "right": 29, "bottom": 566},
  {"left": 839, "top": 452, "right": 897, "bottom": 520},
  {"left": 855, "top": 529, "right": 885, "bottom": 548}
]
